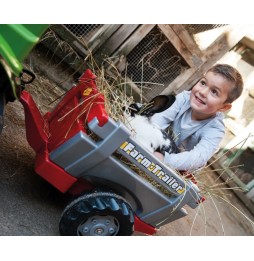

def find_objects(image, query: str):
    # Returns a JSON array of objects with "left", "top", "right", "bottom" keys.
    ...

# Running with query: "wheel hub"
[{"left": 77, "top": 215, "right": 120, "bottom": 236}]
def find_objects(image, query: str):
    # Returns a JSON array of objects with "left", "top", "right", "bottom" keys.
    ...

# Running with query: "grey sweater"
[{"left": 150, "top": 91, "right": 225, "bottom": 171}]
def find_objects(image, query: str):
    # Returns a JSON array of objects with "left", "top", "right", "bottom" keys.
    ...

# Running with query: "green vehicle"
[{"left": 0, "top": 24, "right": 48, "bottom": 133}]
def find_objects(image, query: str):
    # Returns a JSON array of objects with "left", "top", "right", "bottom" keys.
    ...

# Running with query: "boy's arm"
[{"left": 161, "top": 127, "right": 225, "bottom": 171}]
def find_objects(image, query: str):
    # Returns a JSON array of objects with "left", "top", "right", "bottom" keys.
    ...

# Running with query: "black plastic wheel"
[{"left": 59, "top": 191, "right": 134, "bottom": 236}]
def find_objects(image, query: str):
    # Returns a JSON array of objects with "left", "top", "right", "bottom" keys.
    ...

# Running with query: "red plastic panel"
[
  {"left": 48, "top": 69, "right": 109, "bottom": 152},
  {"left": 134, "top": 215, "right": 157, "bottom": 235},
  {"left": 35, "top": 148, "right": 77, "bottom": 193},
  {"left": 19, "top": 91, "right": 48, "bottom": 152}
]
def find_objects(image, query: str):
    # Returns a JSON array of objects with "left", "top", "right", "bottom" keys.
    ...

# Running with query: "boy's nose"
[{"left": 199, "top": 87, "right": 208, "bottom": 97}]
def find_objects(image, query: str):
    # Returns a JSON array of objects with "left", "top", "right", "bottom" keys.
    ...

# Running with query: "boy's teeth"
[{"left": 196, "top": 97, "right": 205, "bottom": 104}]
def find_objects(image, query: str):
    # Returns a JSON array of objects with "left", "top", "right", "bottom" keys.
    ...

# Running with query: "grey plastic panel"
[
  {"left": 50, "top": 118, "right": 131, "bottom": 175},
  {"left": 81, "top": 155, "right": 178, "bottom": 218},
  {"left": 79, "top": 155, "right": 194, "bottom": 228},
  {"left": 117, "top": 136, "right": 202, "bottom": 210},
  {"left": 49, "top": 131, "right": 96, "bottom": 169},
  {"left": 149, "top": 208, "right": 188, "bottom": 227},
  {"left": 118, "top": 136, "right": 186, "bottom": 197}
]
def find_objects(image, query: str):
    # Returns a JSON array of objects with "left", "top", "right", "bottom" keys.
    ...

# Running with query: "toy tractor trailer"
[{"left": 1, "top": 24, "right": 204, "bottom": 236}]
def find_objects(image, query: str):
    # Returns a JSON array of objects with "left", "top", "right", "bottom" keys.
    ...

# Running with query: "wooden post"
[
  {"left": 161, "top": 25, "right": 248, "bottom": 95},
  {"left": 158, "top": 24, "right": 203, "bottom": 68}
]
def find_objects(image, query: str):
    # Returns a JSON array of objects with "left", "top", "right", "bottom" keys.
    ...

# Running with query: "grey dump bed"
[{"left": 50, "top": 117, "right": 202, "bottom": 228}]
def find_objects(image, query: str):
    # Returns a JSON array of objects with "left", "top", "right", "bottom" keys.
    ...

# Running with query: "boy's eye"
[
  {"left": 200, "top": 80, "right": 206, "bottom": 86},
  {"left": 211, "top": 89, "right": 218, "bottom": 96}
]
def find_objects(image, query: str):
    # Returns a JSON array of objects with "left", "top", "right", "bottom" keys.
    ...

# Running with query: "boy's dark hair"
[{"left": 207, "top": 64, "right": 243, "bottom": 103}]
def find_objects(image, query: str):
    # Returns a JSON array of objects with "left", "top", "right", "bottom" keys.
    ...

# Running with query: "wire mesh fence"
[
  {"left": 123, "top": 26, "right": 189, "bottom": 101},
  {"left": 64, "top": 24, "right": 103, "bottom": 40},
  {"left": 184, "top": 24, "right": 228, "bottom": 35},
  {"left": 61, "top": 24, "right": 229, "bottom": 101}
]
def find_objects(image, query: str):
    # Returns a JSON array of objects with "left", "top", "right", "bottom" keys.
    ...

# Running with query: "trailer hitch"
[{"left": 20, "top": 69, "right": 36, "bottom": 85}]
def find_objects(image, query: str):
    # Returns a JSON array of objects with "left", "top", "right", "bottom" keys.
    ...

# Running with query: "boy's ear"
[{"left": 219, "top": 103, "right": 232, "bottom": 112}]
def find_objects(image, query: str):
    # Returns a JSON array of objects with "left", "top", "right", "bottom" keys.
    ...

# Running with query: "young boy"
[{"left": 151, "top": 64, "right": 243, "bottom": 172}]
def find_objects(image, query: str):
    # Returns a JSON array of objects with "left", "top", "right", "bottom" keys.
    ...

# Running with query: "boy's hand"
[{"left": 153, "top": 151, "right": 164, "bottom": 162}]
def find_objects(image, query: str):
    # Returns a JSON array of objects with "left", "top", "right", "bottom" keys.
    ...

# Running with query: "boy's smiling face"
[{"left": 190, "top": 71, "right": 233, "bottom": 121}]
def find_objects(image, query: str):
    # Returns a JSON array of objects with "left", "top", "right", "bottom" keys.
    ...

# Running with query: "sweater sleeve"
[
  {"left": 163, "top": 123, "right": 225, "bottom": 171},
  {"left": 150, "top": 91, "right": 190, "bottom": 129}
]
